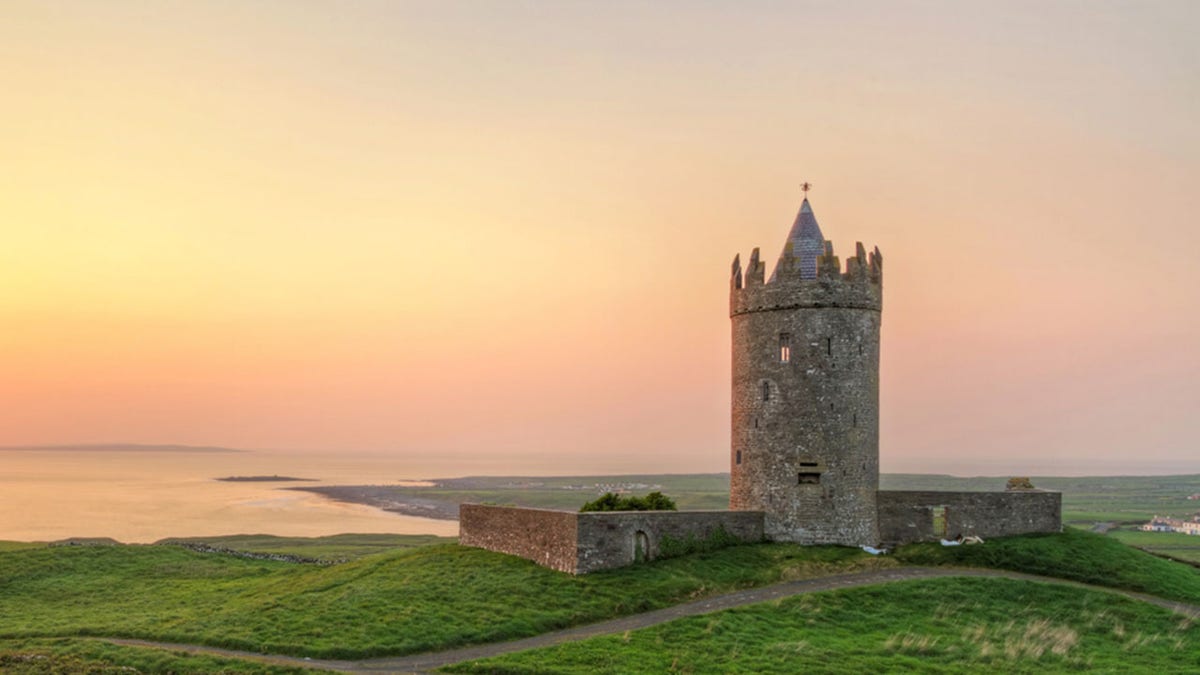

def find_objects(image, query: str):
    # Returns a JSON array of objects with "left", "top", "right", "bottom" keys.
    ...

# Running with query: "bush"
[
  {"left": 1006, "top": 476, "right": 1035, "bottom": 490},
  {"left": 580, "top": 491, "right": 677, "bottom": 512}
]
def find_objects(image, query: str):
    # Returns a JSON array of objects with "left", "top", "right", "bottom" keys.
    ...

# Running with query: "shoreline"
[{"left": 284, "top": 485, "right": 461, "bottom": 521}]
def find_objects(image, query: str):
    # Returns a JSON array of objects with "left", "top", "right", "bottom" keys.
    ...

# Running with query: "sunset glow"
[{"left": 2, "top": 2, "right": 1197, "bottom": 475}]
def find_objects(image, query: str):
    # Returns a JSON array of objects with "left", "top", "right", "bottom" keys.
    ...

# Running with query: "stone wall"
[
  {"left": 458, "top": 504, "right": 579, "bottom": 574},
  {"left": 877, "top": 490, "right": 1061, "bottom": 545},
  {"left": 459, "top": 504, "right": 764, "bottom": 574},
  {"left": 576, "top": 510, "right": 764, "bottom": 574}
]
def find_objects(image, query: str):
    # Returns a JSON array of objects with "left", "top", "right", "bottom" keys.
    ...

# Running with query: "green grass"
[
  {"left": 0, "top": 542, "right": 41, "bottom": 553},
  {"left": 1106, "top": 528, "right": 1200, "bottom": 564},
  {"left": 0, "top": 541, "right": 892, "bottom": 659},
  {"left": 893, "top": 529, "right": 1200, "bottom": 604},
  {"left": 155, "top": 533, "right": 451, "bottom": 561},
  {"left": 445, "top": 576, "right": 1200, "bottom": 674},
  {"left": 0, "top": 638, "right": 328, "bottom": 674},
  {"left": 1063, "top": 510, "right": 1154, "bottom": 526}
]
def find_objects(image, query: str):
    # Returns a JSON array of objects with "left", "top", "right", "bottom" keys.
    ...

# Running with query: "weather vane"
[{"left": 801, "top": 181, "right": 812, "bottom": 196}]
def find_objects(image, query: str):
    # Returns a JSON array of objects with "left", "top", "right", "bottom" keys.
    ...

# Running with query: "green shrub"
[{"left": 580, "top": 491, "right": 677, "bottom": 512}]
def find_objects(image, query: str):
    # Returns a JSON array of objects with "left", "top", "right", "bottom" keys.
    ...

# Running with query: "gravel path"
[{"left": 107, "top": 566, "right": 1200, "bottom": 674}]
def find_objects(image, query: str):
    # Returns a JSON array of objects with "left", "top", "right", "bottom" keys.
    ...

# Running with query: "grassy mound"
[
  {"left": 0, "top": 542, "right": 889, "bottom": 659},
  {"left": 893, "top": 529, "right": 1200, "bottom": 604},
  {"left": 447, "top": 576, "right": 1200, "bottom": 674},
  {"left": 0, "top": 638, "right": 322, "bottom": 674}
]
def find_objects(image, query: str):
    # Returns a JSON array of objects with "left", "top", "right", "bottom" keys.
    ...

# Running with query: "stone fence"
[
  {"left": 877, "top": 490, "right": 1061, "bottom": 545},
  {"left": 459, "top": 504, "right": 764, "bottom": 574}
]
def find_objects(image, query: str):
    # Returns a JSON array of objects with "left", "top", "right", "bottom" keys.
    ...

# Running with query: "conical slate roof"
[{"left": 771, "top": 198, "right": 825, "bottom": 280}]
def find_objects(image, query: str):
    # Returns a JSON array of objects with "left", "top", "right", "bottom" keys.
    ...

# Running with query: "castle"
[{"left": 460, "top": 193, "right": 1061, "bottom": 573}]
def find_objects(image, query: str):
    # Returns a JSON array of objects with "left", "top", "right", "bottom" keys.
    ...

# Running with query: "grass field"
[
  {"left": 0, "top": 542, "right": 41, "bottom": 553},
  {"left": 446, "top": 576, "right": 1200, "bottom": 674},
  {"left": 0, "top": 540, "right": 891, "bottom": 659},
  {"left": 881, "top": 473, "right": 1200, "bottom": 526},
  {"left": 1105, "top": 528, "right": 1200, "bottom": 565},
  {"left": 0, "top": 638, "right": 323, "bottom": 674},
  {"left": 893, "top": 529, "right": 1200, "bottom": 604},
  {"left": 301, "top": 472, "right": 1200, "bottom": 530},
  {"left": 156, "top": 533, "right": 452, "bottom": 561},
  {"left": 298, "top": 473, "right": 734, "bottom": 514},
  {"left": 1, "top": 531, "right": 1197, "bottom": 672}
]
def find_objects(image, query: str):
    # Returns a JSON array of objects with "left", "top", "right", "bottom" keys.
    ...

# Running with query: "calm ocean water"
[{"left": 0, "top": 448, "right": 462, "bottom": 543}]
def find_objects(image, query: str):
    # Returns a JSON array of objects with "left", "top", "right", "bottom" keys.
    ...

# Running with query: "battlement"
[{"left": 730, "top": 240, "right": 882, "bottom": 317}]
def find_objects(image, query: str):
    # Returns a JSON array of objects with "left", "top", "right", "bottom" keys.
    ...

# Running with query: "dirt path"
[{"left": 107, "top": 566, "right": 1200, "bottom": 674}]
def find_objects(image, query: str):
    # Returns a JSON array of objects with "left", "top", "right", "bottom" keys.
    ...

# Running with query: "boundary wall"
[
  {"left": 459, "top": 504, "right": 764, "bottom": 574},
  {"left": 458, "top": 504, "right": 579, "bottom": 573},
  {"left": 460, "top": 493, "right": 1061, "bottom": 574},
  {"left": 877, "top": 490, "right": 1061, "bottom": 545}
]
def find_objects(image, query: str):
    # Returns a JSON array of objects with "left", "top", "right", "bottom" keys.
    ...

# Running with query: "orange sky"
[{"left": 2, "top": 2, "right": 1197, "bottom": 475}]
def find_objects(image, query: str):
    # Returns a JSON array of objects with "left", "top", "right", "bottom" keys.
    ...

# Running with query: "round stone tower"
[{"left": 729, "top": 197, "right": 882, "bottom": 545}]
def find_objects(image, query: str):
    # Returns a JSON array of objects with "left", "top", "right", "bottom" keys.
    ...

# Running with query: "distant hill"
[{"left": 0, "top": 443, "right": 246, "bottom": 453}]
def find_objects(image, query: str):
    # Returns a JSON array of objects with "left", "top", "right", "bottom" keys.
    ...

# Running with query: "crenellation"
[
  {"left": 844, "top": 242, "right": 869, "bottom": 281},
  {"left": 746, "top": 247, "right": 765, "bottom": 286},
  {"left": 774, "top": 241, "right": 799, "bottom": 282},
  {"left": 817, "top": 240, "right": 841, "bottom": 279},
  {"left": 731, "top": 253, "right": 743, "bottom": 290}
]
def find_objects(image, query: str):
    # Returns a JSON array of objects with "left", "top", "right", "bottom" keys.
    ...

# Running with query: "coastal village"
[{"left": 1141, "top": 514, "right": 1200, "bottom": 535}]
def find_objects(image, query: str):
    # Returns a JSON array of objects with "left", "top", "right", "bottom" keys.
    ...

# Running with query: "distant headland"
[
  {"left": 215, "top": 475, "right": 317, "bottom": 482},
  {"left": 0, "top": 443, "right": 246, "bottom": 453}
]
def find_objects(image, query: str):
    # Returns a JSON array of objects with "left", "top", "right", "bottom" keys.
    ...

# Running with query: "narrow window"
[
  {"left": 736, "top": 450, "right": 742, "bottom": 465},
  {"left": 798, "top": 461, "right": 820, "bottom": 485},
  {"left": 826, "top": 338, "right": 832, "bottom": 356},
  {"left": 853, "top": 413, "right": 858, "bottom": 428},
  {"left": 779, "top": 333, "right": 791, "bottom": 362},
  {"left": 762, "top": 381, "right": 770, "bottom": 402},
  {"left": 754, "top": 417, "right": 759, "bottom": 429}
]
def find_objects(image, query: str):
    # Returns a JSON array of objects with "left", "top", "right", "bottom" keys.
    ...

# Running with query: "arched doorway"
[{"left": 634, "top": 530, "right": 650, "bottom": 563}]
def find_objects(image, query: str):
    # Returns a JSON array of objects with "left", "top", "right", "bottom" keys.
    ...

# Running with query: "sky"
[{"left": 1, "top": 1, "right": 1197, "bottom": 476}]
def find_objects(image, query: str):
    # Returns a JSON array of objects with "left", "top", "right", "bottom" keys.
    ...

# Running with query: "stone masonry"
[
  {"left": 458, "top": 504, "right": 579, "bottom": 573},
  {"left": 877, "top": 490, "right": 1062, "bottom": 545},
  {"left": 460, "top": 504, "right": 763, "bottom": 574}
]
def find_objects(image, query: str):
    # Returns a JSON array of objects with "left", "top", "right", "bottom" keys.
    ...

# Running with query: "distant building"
[{"left": 1141, "top": 516, "right": 1200, "bottom": 535}]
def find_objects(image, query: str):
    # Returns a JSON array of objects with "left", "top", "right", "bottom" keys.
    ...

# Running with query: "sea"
[{"left": 0, "top": 447, "right": 463, "bottom": 543}]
